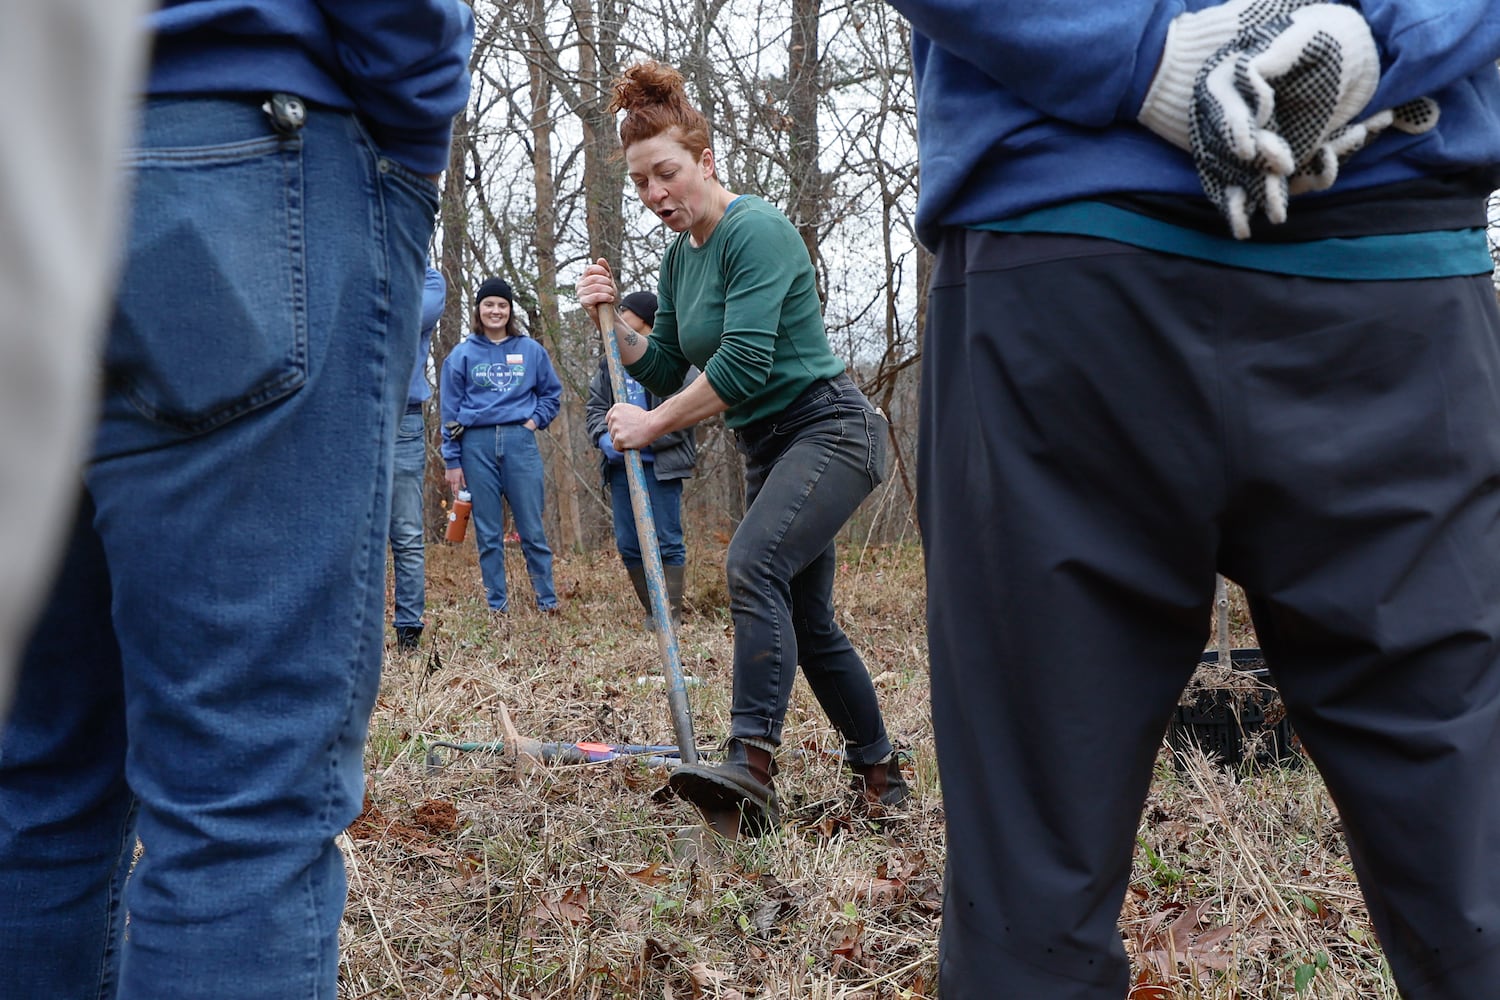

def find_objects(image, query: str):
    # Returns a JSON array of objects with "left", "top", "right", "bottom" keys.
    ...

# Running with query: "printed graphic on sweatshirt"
[{"left": 472, "top": 357, "right": 526, "bottom": 392}]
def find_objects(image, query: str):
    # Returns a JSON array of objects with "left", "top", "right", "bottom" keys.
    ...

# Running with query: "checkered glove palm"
[
  {"left": 1289, "top": 97, "right": 1440, "bottom": 195},
  {"left": 1189, "top": 4, "right": 1380, "bottom": 238}
]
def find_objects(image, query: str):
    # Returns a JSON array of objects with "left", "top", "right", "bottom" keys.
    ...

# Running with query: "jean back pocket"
[{"left": 107, "top": 131, "right": 307, "bottom": 437}]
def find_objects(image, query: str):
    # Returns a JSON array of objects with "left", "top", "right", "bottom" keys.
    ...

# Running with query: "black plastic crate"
[{"left": 1166, "top": 649, "right": 1300, "bottom": 772}]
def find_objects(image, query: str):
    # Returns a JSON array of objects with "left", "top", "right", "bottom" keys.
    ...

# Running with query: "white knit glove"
[
  {"left": 1189, "top": 4, "right": 1381, "bottom": 238},
  {"left": 1138, "top": 0, "right": 1323, "bottom": 152},
  {"left": 1140, "top": 2, "right": 1386, "bottom": 238}
]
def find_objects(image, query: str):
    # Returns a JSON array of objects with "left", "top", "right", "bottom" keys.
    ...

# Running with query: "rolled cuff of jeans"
[{"left": 844, "top": 735, "right": 895, "bottom": 769}]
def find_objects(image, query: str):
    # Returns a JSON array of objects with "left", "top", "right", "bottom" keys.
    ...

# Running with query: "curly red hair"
[{"left": 609, "top": 61, "right": 711, "bottom": 158}]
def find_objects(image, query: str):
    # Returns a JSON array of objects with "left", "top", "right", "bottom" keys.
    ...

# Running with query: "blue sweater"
[
  {"left": 145, "top": 0, "right": 474, "bottom": 175},
  {"left": 408, "top": 268, "right": 447, "bottom": 407},
  {"left": 886, "top": 0, "right": 1500, "bottom": 246},
  {"left": 439, "top": 335, "right": 563, "bottom": 467}
]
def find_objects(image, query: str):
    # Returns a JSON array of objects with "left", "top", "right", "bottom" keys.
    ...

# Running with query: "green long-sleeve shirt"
[{"left": 626, "top": 195, "right": 845, "bottom": 429}]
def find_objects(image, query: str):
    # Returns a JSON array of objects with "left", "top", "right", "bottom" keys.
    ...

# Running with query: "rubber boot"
[
  {"left": 625, "top": 564, "right": 654, "bottom": 628},
  {"left": 663, "top": 563, "right": 685, "bottom": 629},
  {"left": 851, "top": 755, "right": 910, "bottom": 809},
  {"left": 669, "top": 739, "right": 779, "bottom": 838}
]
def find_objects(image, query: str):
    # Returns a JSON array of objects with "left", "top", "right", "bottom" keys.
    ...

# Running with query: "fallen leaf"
[
  {"left": 855, "top": 877, "right": 905, "bottom": 906},
  {"left": 831, "top": 925, "right": 865, "bottom": 975},
  {"left": 1167, "top": 900, "right": 1212, "bottom": 953},
  {"left": 526, "top": 885, "right": 590, "bottom": 926},
  {"left": 624, "top": 862, "right": 669, "bottom": 886},
  {"left": 745, "top": 896, "right": 799, "bottom": 938},
  {"left": 687, "top": 962, "right": 730, "bottom": 987}
]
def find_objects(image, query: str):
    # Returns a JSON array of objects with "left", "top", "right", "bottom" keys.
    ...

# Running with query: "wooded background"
[
  {"left": 420, "top": 0, "right": 925, "bottom": 557},
  {"left": 419, "top": 3, "right": 1500, "bottom": 561}
]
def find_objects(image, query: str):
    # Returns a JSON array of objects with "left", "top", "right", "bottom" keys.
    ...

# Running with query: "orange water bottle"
[{"left": 446, "top": 489, "right": 472, "bottom": 542}]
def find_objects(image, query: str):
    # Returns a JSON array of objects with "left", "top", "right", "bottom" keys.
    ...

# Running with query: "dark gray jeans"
[
  {"left": 922, "top": 228, "right": 1500, "bottom": 999},
  {"left": 727, "top": 373, "right": 892, "bottom": 766}
]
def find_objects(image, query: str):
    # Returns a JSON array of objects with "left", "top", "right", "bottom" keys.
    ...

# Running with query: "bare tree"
[
  {"left": 786, "top": 0, "right": 825, "bottom": 301},
  {"left": 515, "top": 0, "right": 586, "bottom": 553}
]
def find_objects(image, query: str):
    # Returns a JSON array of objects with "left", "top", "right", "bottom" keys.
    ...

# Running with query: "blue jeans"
[
  {"left": 606, "top": 463, "right": 685, "bottom": 568},
  {"left": 461, "top": 423, "right": 557, "bottom": 610},
  {"left": 727, "top": 373, "right": 893, "bottom": 766},
  {"left": 0, "top": 96, "right": 436, "bottom": 1000},
  {"left": 389, "top": 409, "right": 427, "bottom": 629}
]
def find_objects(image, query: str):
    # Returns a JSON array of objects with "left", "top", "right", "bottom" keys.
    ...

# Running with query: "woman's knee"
[{"left": 725, "top": 536, "right": 776, "bottom": 598}]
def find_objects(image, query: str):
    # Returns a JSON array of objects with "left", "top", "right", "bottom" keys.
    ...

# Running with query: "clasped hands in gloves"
[{"left": 1138, "top": 0, "right": 1438, "bottom": 239}]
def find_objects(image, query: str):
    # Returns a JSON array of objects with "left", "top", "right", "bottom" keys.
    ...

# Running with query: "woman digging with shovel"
[{"left": 576, "top": 60, "right": 905, "bottom": 838}]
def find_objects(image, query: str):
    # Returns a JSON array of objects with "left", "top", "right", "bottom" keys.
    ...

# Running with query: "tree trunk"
[
  {"left": 576, "top": 0, "right": 624, "bottom": 268},
  {"left": 787, "top": 0, "right": 824, "bottom": 304},
  {"left": 427, "top": 105, "right": 472, "bottom": 540},
  {"left": 525, "top": 0, "right": 584, "bottom": 554}
]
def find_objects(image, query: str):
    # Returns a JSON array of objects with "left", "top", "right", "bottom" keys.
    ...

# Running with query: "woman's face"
[
  {"left": 625, "top": 131, "right": 714, "bottom": 236},
  {"left": 478, "top": 295, "right": 511, "bottom": 336}
]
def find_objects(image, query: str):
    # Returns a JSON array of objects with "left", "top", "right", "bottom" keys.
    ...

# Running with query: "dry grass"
[{"left": 340, "top": 542, "right": 1395, "bottom": 999}]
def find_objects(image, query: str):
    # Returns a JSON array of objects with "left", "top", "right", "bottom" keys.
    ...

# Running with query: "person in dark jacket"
[
  {"left": 584, "top": 291, "right": 697, "bottom": 628},
  {"left": 0, "top": 2, "right": 473, "bottom": 997}
]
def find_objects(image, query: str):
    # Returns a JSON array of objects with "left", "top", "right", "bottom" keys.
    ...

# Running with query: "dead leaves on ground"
[
  {"left": 348, "top": 792, "right": 460, "bottom": 851},
  {"left": 525, "top": 884, "right": 591, "bottom": 927},
  {"left": 635, "top": 937, "right": 746, "bottom": 1000},
  {"left": 1127, "top": 899, "right": 1269, "bottom": 988},
  {"left": 515, "top": 855, "right": 935, "bottom": 993}
]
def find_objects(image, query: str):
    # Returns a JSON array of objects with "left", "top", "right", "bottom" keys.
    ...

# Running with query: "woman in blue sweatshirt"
[{"left": 441, "top": 277, "right": 563, "bottom": 613}]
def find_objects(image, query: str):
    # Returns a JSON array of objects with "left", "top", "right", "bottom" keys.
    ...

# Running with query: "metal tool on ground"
[
  {"left": 424, "top": 735, "right": 854, "bottom": 770},
  {"left": 424, "top": 738, "right": 686, "bottom": 769},
  {"left": 594, "top": 297, "right": 699, "bottom": 767}
]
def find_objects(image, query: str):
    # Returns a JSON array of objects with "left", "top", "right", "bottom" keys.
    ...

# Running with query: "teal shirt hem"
[{"left": 976, "top": 202, "right": 1491, "bottom": 281}]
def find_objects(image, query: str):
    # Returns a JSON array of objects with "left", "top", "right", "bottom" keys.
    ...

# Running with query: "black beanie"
[
  {"left": 619, "top": 290, "right": 658, "bottom": 328},
  {"left": 475, "top": 277, "right": 513, "bottom": 307}
]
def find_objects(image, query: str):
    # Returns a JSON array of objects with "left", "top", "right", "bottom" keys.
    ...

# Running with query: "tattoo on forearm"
[{"left": 623, "top": 329, "right": 639, "bottom": 348}]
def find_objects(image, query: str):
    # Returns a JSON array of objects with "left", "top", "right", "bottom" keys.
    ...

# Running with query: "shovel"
[{"left": 596, "top": 300, "right": 700, "bottom": 769}]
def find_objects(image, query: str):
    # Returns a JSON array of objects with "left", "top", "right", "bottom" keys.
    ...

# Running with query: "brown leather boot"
[
  {"left": 851, "top": 756, "right": 910, "bottom": 809},
  {"left": 669, "top": 739, "right": 779, "bottom": 838}
]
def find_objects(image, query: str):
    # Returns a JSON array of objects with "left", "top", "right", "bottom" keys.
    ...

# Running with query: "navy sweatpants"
[{"left": 920, "top": 229, "right": 1500, "bottom": 999}]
